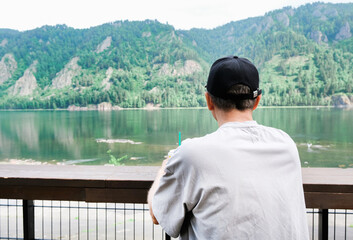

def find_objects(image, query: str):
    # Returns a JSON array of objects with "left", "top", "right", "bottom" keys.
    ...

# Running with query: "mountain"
[{"left": 0, "top": 2, "right": 352, "bottom": 109}]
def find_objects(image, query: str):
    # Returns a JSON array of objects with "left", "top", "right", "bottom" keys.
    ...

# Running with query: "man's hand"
[
  {"left": 148, "top": 158, "right": 169, "bottom": 225},
  {"left": 150, "top": 208, "right": 159, "bottom": 224},
  {"left": 159, "top": 159, "right": 168, "bottom": 175}
]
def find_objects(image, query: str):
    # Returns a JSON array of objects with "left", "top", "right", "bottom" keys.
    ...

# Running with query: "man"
[{"left": 148, "top": 56, "right": 309, "bottom": 239}]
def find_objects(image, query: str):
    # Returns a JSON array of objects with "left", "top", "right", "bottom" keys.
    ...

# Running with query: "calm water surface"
[{"left": 0, "top": 108, "right": 352, "bottom": 167}]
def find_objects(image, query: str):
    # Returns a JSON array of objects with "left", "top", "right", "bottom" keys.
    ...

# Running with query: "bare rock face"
[
  {"left": 249, "top": 17, "right": 274, "bottom": 33},
  {"left": 157, "top": 60, "right": 202, "bottom": 77},
  {"left": 10, "top": 61, "right": 38, "bottom": 96},
  {"left": 286, "top": 8, "right": 295, "bottom": 17},
  {"left": 310, "top": 30, "right": 328, "bottom": 44},
  {"left": 0, "top": 39, "right": 8, "bottom": 47},
  {"left": 276, "top": 12, "right": 290, "bottom": 27},
  {"left": 67, "top": 103, "right": 121, "bottom": 111},
  {"left": 262, "top": 16, "right": 274, "bottom": 32},
  {"left": 97, "top": 102, "right": 112, "bottom": 111},
  {"left": 67, "top": 105, "right": 97, "bottom": 111},
  {"left": 323, "top": 8, "right": 338, "bottom": 17},
  {"left": 313, "top": 9, "right": 323, "bottom": 18},
  {"left": 101, "top": 67, "right": 113, "bottom": 91},
  {"left": 312, "top": 5, "right": 338, "bottom": 21},
  {"left": 170, "top": 31, "right": 177, "bottom": 40},
  {"left": 51, "top": 57, "right": 81, "bottom": 89},
  {"left": 113, "top": 22, "right": 122, "bottom": 28},
  {"left": 331, "top": 94, "right": 353, "bottom": 107},
  {"left": 144, "top": 103, "right": 161, "bottom": 110},
  {"left": 349, "top": 95, "right": 353, "bottom": 103},
  {"left": 0, "top": 54, "right": 17, "bottom": 84},
  {"left": 68, "top": 105, "right": 88, "bottom": 111},
  {"left": 225, "top": 26, "right": 235, "bottom": 36},
  {"left": 148, "top": 87, "right": 160, "bottom": 94},
  {"left": 96, "top": 36, "right": 112, "bottom": 53},
  {"left": 181, "top": 60, "right": 202, "bottom": 75},
  {"left": 335, "top": 22, "right": 352, "bottom": 40},
  {"left": 142, "top": 32, "right": 151, "bottom": 38}
]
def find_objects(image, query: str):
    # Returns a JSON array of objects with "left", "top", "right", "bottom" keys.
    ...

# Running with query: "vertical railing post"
[
  {"left": 23, "top": 200, "right": 35, "bottom": 240},
  {"left": 318, "top": 208, "right": 328, "bottom": 240}
]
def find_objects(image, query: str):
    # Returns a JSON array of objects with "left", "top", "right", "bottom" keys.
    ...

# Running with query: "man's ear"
[
  {"left": 205, "top": 92, "right": 214, "bottom": 111},
  {"left": 253, "top": 94, "right": 261, "bottom": 110}
]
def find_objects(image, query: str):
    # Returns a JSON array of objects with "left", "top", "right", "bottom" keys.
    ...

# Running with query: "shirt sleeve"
[{"left": 152, "top": 143, "right": 196, "bottom": 238}]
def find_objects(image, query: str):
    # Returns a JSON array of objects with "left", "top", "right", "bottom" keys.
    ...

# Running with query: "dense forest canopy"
[{"left": 0, "top": 2, "right": 352, "bottom": 109}]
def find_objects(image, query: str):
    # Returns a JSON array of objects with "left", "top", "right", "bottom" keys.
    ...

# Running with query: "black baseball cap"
[{"left": 206, "top": 56, "right": 261, "bottom": 100}]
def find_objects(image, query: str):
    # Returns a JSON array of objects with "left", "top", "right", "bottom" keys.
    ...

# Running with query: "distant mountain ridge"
[{"left": 0, "top": 2, "right": 352, "bottom": 109}]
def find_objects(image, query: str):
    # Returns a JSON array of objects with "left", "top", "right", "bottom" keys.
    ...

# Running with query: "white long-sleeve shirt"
[{"left": 153, "top": 121, "right": 309, "bottom": 240}]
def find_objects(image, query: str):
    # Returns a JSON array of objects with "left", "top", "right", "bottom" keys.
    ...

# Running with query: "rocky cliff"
[
  {"left": 10, "top": 61, "right": 38, "bottom": 96},
  {"left": 0, "top": 54, "right": 17, "bottom": 84},
  {"left": 96, "top": 36, "right": 112, "bottom": 53},
  {"left": 157, "top": 60, "right": 202, "bottom": 77},
  {"left": 331, "top": 94, "right": 353, "bottom": 107},
  {"left": 0, "top": 3, "right": 353, "bottom": 109},
  {"left": 51, "top": 57, "right": 81, "bottom": 89},
  {"left": 101, "top": 67, "right": 113, "bottom": 91},
  {"left": 310, "top": 31, "right": 328, "bottom": 44},
  {"left": 335, "top": 22, "right": 352, "bottom": 40},
  {"left": 0, "top": 39, "right": 8, "bottom": 47}
]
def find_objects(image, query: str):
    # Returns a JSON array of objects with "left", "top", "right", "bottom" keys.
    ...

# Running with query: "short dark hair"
[{"left": 209, "top": 84, "right": 256, "bottom": 111}]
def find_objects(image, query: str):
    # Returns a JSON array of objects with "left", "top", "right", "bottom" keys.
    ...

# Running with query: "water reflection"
[{"left": 0, "top": 108, "right": 352, "bottom": 167}]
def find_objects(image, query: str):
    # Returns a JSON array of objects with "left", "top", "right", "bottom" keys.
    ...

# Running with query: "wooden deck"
[
  {"left": 0, "top": 165, "right": 353, "bottom": 209},
  {"left": 302, "top": 168, "right": 353, "bottom": 209},
  {"left": 0, "top": 165, "right": 158, "bottom": 203}
]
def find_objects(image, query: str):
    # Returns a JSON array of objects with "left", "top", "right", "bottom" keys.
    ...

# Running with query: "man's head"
[{"left": 205, "top": 56, "right": 261, "bottom": 112}]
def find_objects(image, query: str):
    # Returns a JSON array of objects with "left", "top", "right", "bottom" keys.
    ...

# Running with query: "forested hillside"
[{"left": 0, "top": 2, "right": 352, "bottom": 109}]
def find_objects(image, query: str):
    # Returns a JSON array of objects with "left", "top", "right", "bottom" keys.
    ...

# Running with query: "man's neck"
[{"left": 214, "top": 108, "right": 253, "bottom": 127}]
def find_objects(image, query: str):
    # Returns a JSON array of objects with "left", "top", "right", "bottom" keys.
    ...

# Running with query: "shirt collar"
[{"left": 219, "top": 120, "right": 258, "bottom": 129}]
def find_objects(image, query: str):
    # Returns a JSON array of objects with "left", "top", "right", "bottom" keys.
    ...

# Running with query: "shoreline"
[{"left": 0, "top": 105, "right": 336, "bottom": 112}]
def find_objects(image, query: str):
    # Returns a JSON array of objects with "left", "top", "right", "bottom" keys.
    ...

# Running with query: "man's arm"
[{"left": 148, "top": 159, "right": 168, "bottom": 225}]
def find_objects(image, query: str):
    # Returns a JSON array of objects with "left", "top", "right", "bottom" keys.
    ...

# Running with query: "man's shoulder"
[
  {"left": 255, "top": 124, "right": 299, "bottom": 155},
  {"left": 173, "top": 131, "right": 220, "bottom": 160},
  {"left": 257, "top": 124, "right": 294, "bottom": 142},
  {"left": 180, "top": 130, "right": 219, "bottom": 148},
  {"left": 258, "top": 124, "right": 290, "bottom": 136},
  {"left": 182, "top": 123, "right": 294, "bottom": 145}
]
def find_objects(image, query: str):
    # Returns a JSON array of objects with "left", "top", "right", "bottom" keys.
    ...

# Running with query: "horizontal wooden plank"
[
  {"left": 305, "top": 192, "right": 353, "bottom": 209},
  {"left": 0, "top": 178, "right": 105, "bottom": 188},
  {"left": 1, "top": 165, "right": 353, "bottom": 209},
  {"left": 0, "top": 185, "right": 85, "bottom": 201},
  {"left": 0, "top": 165, "right": 158, "bottom": 189},
  {"left": 0, "top": 185, "right": 151, "bottom": 203},
  {"left": 85, "top": 188, "right": 149, "bottom": 204},
  {"left": 1, "top": 165, "right": 353, "bottom": 189},
  {"left": 303, "top": 184, "right": 353, "bottom": 193},
  {"left": 0, "top": 164, "right": 159, "bottom": 182},
  {"left": 302, "top": 168, "right": 353, "bottom": 185},
  {"left": 0, "top": 178, "right": 153, "bottom": 189}
]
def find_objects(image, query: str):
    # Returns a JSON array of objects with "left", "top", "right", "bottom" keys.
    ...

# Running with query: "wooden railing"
[{"left": 1, "top": 165, "right": 353, "bottom": 240}]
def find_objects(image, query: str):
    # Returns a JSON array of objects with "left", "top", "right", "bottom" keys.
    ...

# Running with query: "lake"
[{"left": 0, "top": 108, "right": 352, "bottom": 168}]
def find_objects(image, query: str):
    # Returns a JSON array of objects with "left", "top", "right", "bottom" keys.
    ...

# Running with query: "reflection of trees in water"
[
  {"left": 0, "top": 130, "right": 12, "bottom": 155},
  {"left": 0, "top": 112, "right": 39, "bottom": 158},
  {"left": 0, "top": 109, "right": 352, "bottom": 166},
  {"left": 255, "top": 108, "right": 353, "bottom": 143},
  {"left": 0, "top": 112, "right": 82, "bottom": 160},
  {"left": 12, "top": 113, "right": 39, "bottom": 150},
  {"left": 53, "top": 121, "right": 81, "bottom": 159},
  {"left": 98, "top": 111, "right": 112, "bottom": 139},
  {"left": 51, "top": 112, "right": 81, "bottom": 159}
]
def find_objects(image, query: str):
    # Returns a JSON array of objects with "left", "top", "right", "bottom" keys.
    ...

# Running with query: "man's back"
[
  {"left": 152, "top": 121, "right": 309, "bottom": 239},
  {"left": 149, "top": 56, "right": 309, "bottom": 239}
]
